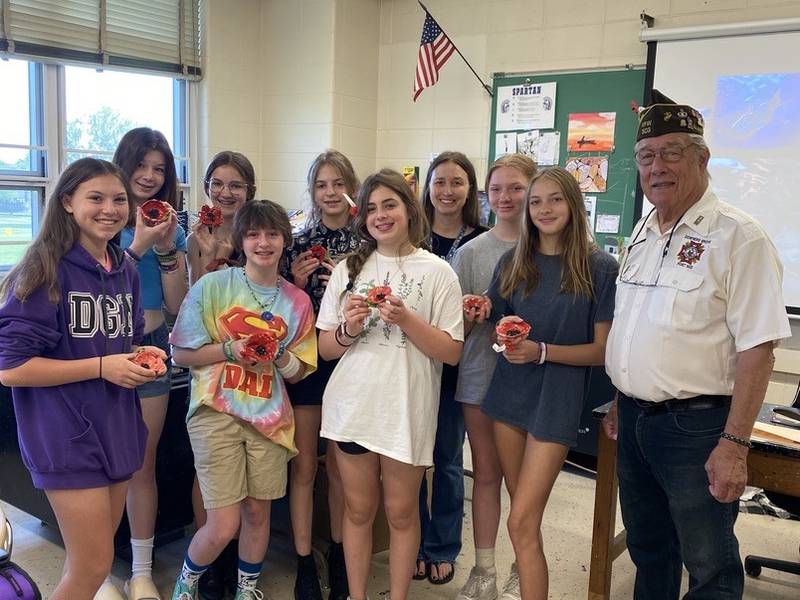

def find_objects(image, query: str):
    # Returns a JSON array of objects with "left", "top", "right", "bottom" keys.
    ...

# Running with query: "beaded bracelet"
[{"left": 720, "top": 431, "right": 753, "bottom": 449}]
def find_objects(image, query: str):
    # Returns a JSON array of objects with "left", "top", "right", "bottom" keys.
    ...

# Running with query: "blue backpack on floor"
[{"left": 0, "top": 505, "right": 41, "bottom": 600}]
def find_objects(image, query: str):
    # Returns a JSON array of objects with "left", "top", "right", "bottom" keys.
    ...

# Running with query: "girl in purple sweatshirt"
[{"left": 0, "top": 158, "right": 167, "bottom": 600}]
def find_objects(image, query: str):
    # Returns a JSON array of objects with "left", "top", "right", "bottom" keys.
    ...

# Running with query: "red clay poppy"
[
  {"left": 140, "top": 200, "right": 171, "bottom": 227},
  {"left": 242, "top": 332, "right": 279, "bottom": 363},
  {"left": 309, "top": 244, "right": 328, "bottom": 262},
  {"left": 205, "top": 257, "right": 239, "bottom": 272},
  {"left": 366, "top": 285, "right": 392, "bottom": 307},
  {"left": 496, "top": 320, "right": 531, "bottom": 350},
  {"left": 463, "top": 296, "right": 488, "bottom": 312},
  {"left": 199, "top": 205, "right": 223, "bottom": 233},
  {"left": 130, "top": 349, "right": 167, "bottom": 376}
]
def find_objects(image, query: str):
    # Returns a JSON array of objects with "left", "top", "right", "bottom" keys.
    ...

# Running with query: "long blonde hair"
[
  {"left": 342, "top": 169, "right": 429, "bottom": 296},
  {"left": 498, "top": 167, "right": 596, "bottom": 299}
]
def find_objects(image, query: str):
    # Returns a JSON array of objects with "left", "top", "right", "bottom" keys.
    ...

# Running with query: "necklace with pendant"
[{"left": 242, "top": 268, "right": 282, "bottom": 321}]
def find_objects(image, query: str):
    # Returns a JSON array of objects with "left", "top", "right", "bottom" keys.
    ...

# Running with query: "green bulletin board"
[{"left": 488, "top": 68, "right": 645, "bottom": 250}]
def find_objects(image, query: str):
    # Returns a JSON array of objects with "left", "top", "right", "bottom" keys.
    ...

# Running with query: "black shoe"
[
  {"left": 198, "top": 560, "right": 226, "bottom": 600},
  {"left": 294, "top": 553, "right": 323, "bottom": 600},
  {"left": 326, "top": 542, "right": 349, "bottom": 600}
]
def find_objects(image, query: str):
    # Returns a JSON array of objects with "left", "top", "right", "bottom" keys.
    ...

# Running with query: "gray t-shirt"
[
  {"left": 451, "top": 230, "right": 517, "bottom": 406},
  {"left": 482, "top": 250, "right": 618, "bottom": 446}
]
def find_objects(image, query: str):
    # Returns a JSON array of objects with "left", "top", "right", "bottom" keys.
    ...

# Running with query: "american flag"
[{"left": 413, "top": 13, "right": 455, "bottom": 102}]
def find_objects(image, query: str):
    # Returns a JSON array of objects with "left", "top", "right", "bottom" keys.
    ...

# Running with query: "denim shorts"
[{"left": 137, "top": 321, "right": 172, "bottom": 398}]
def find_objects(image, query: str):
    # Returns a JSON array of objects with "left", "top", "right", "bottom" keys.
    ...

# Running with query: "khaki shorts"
[{"left": 187, "top": 406, "right": 289, "bottom": 509}]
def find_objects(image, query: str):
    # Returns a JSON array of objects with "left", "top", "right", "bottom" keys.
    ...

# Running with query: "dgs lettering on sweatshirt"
[{"left": 68, "top": 291, "right": 134, "bottom": 338}]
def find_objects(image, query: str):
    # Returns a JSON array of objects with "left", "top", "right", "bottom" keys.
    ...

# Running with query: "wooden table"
[{"left": 588, "top": 402, "right": 800, "bottom": 600}]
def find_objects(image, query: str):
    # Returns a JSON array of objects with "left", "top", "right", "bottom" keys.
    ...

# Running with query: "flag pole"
[{"left": 417, "top": 0, "right": 493, "bottom": 98}]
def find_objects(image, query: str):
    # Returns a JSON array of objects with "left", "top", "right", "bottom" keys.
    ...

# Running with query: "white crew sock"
[{"left": 130, "top": 536, "right": 155, "bottom": 579}]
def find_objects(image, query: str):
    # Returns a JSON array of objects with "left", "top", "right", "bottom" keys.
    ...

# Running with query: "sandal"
[
  {"left": 412, "top": 558, "right": 428, "bottom": 581},
  {"left": 428, "top": 560, "right": 455, "bottom": 585}
]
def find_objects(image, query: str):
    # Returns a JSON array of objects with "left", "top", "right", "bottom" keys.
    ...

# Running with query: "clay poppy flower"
[
  {"left": 199, "top": 205, "right": 223, "bottom": 233},
  {"left": 205, "top": 257, "right": 239, "bottom": 272},
  {"left": 140, "top": 200, "right": 171, "bottom": 227},
  {"left": 309, "top": 244, "right": 328, "bottom": 262},
  {"left": 365, "top": 285, "right": 392, "bottom": 307},
  {"left": 242, "top": 332, "right": 279, "bottom": 363},
  {"left": 496, "top": 320, "right": 531, "bottom": 350},
  {"left": 130, "top": 349, "right": 167, "bottom": 376},
  {"left": 463, "top": 296, "right": 488, "bottom": 312}
]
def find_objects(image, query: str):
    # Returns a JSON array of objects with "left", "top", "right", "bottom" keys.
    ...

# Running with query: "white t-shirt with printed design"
[{"left": 317, "top": 248, "right": 464, "bottom": 466}]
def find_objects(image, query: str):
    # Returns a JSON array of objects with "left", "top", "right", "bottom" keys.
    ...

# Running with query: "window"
[
  {"left": 0, "top": 188, "right": 42, "bottom": 270},
  {"left": 64, "top": 66, "right": 189, "bottom": 183},
  {"left": 0, "top": 60, "right": 191, "bottom": 273},
  {"left": 0, "top": 59, "right": 44, "bottom": 176}
]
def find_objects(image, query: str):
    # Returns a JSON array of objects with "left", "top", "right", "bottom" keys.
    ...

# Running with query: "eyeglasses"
[
  {"left": 206, "top": 178, "right": 249, "bottom": 195},
  {"left": 634, "top": 144, "right": 695, "bottom": 166}
]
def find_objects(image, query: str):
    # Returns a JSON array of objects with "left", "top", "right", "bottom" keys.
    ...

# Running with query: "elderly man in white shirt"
[{"left": 603, "top": 90, "right": 791, "bottom": 600}]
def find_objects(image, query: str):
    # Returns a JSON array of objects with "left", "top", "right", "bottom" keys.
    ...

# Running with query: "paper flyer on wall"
[
  {"left": 565, "top": 156, "right": 608, "bottom": 192},
  {"left": 584, "top": 195, "right": 596, "bottom": 231},
  {"left": 494, "top": 132, "right": 518, "bottom": 159},
  {"left": 517, "top": 130, "right": 539, "bottom": 160},
  {"left": 536, "top": 131, "right": 560, "bottom": 165},
  {"left": 495, "top": 82, "right": 557, "bottom": 131}
]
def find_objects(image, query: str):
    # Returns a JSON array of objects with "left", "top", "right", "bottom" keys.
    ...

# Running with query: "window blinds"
[{"left": 0, "top": 0, "right": 202, "bottom": 79}]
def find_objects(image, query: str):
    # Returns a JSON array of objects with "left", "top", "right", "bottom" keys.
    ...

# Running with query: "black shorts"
[
  {"left": 284, "top": 356, "right": 337, "bottom": 406},
  {"left": 336, "top": 441, "right": 370, "bottom": 455}
]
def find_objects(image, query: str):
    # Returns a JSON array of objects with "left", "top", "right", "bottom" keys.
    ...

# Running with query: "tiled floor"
[{"left": 6, "top": 460, "right": 800, "bottom": 599}]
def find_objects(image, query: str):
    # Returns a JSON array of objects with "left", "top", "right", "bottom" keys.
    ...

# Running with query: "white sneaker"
[
  {"left": 95, "top": 579, "right": 125, "bottom": 600},
  {"left": 499, "top": 563, "right": 520, "bottom": 600},
  {"left": 456, "top": 566, "right": 498, "bottom": 600}
]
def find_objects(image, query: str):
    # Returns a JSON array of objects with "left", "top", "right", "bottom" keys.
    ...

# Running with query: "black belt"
[{"left": 621, "top": 393, "right": 731, "bottom": 414}]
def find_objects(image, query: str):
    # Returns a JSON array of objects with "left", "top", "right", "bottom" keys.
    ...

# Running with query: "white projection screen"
[{"left": 651, "top": 28, "right": 800, "bottom": 312}]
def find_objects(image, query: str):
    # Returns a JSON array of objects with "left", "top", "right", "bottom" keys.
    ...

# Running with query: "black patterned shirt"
[{"left": 283, "top": 222, "right": 361, "bottom": 314}]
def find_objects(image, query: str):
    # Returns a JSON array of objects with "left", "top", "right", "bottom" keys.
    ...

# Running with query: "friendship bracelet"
[
  {"left": 153, "top": 245, "right": 177, "bottom": 256},
  {"left": 720, "top": 431, "right": 753, "bottom": 449},
  {"left": 158, "top": 261, "right": 179, "bottom": 273},
  {"left": 538, "top": 342, "right": 547, "bottom": 365},
  {"left": 124, "top": 248, "right": 141, "bottom": 263},
  {"left": 334, "top": 327, "right": 354, "bottom": 347},
  {"left": 339, "top": 321, "right": 359, "bottom": 339},
  {"left": 222, "top": 340, "right": 236, "bottom": 362},
  {"left": 277, "top": 353, "right": 301, "bottom": 378}
]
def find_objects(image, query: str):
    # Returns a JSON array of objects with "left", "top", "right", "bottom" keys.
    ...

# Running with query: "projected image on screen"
[
  {"left": 713, "top": 73, "right": 800, "bottom": 148},
  {"left": 701, "top": 72, "right": 800, "bottom": 310}
]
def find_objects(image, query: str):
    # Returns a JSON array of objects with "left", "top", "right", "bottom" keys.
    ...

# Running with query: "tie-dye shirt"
[{"left": 171, "top": 268, "right": 317, "bottom": 454}]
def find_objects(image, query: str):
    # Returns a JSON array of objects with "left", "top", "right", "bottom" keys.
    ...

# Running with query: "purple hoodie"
[{"left": 0, "top": 243, "right": 148, "bottom": 490}]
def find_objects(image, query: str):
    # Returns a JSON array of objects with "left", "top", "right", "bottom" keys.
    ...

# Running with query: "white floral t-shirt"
[{"left": 317, "top": 248, "right": 464, "bottom": 466}]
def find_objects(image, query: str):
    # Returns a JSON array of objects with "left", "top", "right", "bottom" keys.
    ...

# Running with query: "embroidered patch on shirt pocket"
[{"left": 646, "top": 267, "right": 704, "bottom": 328}]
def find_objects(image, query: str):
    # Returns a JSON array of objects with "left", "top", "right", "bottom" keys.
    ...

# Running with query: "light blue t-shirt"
[{"left": 120, "top": 225, "right": 187, "bottom": 310}]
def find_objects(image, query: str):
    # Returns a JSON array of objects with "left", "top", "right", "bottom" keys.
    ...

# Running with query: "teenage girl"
[
  {"left": 283, "top": 150, "right": 361, "bottom": 600},
  {"left": 187, "top": 151, "right": 257, "bottom": 284},
  {"left": 317, "top": 169, "right": 464, "bottom": 600},
  {"left": 170, "top": 199, "right": 317, "bottom": 600},
  {"left": 482, "top": 167, "right": 618, "bottom": 600},
  {"left": 112, "top": 127, "right": 188, "bottom": 600},
  {"left": 450, "top": 154, "right": 537, "bottom": 600},
  {"left": 185, "top": 150, "right": 257, "bottom": 598},
  {"left": 416, "top": 151, "right": 487, "bottom": 585},
  {"left": 0, "top": 158, "right": 166, "bottom": 600}
]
